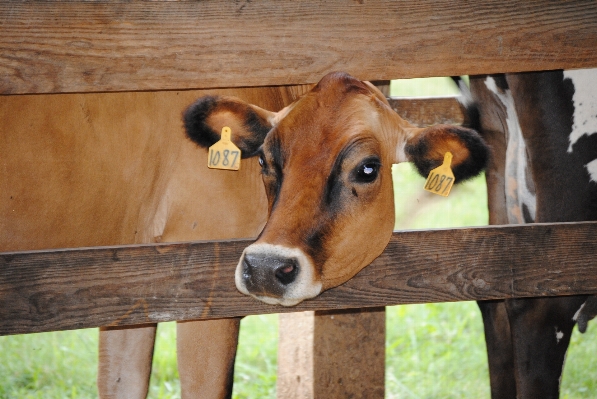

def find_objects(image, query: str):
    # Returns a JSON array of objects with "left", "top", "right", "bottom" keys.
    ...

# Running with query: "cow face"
[{"left": 184, "top": 72, "right": 488, "bottom": 305}]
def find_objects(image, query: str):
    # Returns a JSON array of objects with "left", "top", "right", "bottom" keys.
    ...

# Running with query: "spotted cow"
[
  {"left": 183, "top": 71, "right": 489, "bottom": 306},
  {"left": 459, "top": 69, "right": 597, "bottom": 399},
  {"left": 0, "top": 87, "right": 305, "bottom": 398}
]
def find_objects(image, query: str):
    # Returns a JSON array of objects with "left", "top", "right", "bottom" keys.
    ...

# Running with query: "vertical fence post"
[{"left": 277, "top": 307, "right": 385, "bottom": 398}]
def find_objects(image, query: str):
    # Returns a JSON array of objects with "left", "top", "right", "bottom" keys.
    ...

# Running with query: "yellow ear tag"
[
  {"left": 424, "top": 152, "right": 455, "bottom": 197},
  {"left": 207, "top": 127, "right": 241, "bottom": 171}
]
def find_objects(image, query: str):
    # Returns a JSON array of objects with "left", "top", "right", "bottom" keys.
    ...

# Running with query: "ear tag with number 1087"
[
  {"left": 424, "top": 152, "right": 454, "bottom": 197},
  {"left": 208, "top": 127, "right": 241, "bottom": 171}
]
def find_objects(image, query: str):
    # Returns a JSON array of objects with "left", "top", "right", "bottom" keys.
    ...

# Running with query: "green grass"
[
  {"left": 2, "top": 77, "right": 596, "bottom": 398},
  {"left": 386, "top": 302, "right": 489, "bottom": 399},
  {"left": 561, "top": 325, "right": 597, "bottom": 398},
  {"left": 0, "top": 329, "right": 98, "bottom": 399},
  {"left": 148, "top": 323, "right": 179, "bottom": 399},
  {"left": 233, "top": 315, "right": 278, "bottom": 399}
]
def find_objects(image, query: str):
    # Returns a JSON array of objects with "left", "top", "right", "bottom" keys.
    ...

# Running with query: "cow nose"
[{"left": 241, "top": 253, "right": 299, "bottom": 297}]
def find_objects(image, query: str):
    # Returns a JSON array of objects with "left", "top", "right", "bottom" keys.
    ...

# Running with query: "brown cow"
[
  {"left": 0, "top": 86, "right": 304, "bottom": 398},
  {"left": 183, "top": 71, "right": 489, "bottom": 306}
]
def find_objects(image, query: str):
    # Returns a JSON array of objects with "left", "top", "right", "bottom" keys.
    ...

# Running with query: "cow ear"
[
  {"left": 183, "top": 95, "right": 278, "bottom": 158},
  {"left": 404, "top": 124, "right": 489, "bottom": 182}
]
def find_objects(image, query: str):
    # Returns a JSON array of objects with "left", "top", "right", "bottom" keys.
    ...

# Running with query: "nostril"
[
  {"left": 241, "top": 253, "right": 299, "bottom": 295},
  {"left": 275, "top": 260, "right": 298, "bottom": 285},
  {"left": 242, "top": 256, "right": 253, "bottom": 280}
]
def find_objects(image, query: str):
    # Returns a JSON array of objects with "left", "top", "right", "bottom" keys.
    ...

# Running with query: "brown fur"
[
  {"left": 185, "top": 72, "right": 489, "bottom": 304},
  {"left": 0, "top": 86, "right": 298, "bottom": 398}
]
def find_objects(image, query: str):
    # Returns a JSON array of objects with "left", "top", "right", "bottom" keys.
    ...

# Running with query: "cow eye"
[
  {"left": 258, "top": 154, "right": 266, "bottom": 168},
  {"left": 353, "top": 159, "right": 381, "bottom": 183}
]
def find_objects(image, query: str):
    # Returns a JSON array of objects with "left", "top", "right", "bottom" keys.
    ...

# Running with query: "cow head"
[{"left": 184, "top": 72, "right": 488, "bottom": 305}]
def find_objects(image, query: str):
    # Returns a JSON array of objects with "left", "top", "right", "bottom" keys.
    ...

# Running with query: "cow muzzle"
[{"left": 235, "top": 243, "right": 322, "bottom": 306}]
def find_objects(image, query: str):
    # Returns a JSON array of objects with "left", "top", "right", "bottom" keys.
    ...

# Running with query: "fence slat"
[
  {"left": 1, "top": 0, "right": 597, "bottom": 94},
  {"left": 278, "top": 308, "right": 386, "bottom": 398},
  {"left": 388, "top": 97, "right": 465, "bottom": 126},
  {"left": 1, "top": 221, "right": 597, "bottom": 335}
]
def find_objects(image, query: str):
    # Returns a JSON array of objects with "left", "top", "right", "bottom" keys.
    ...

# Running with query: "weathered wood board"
[
  {"left": 2, "top": 0, "right": 597, "bottom": 94},
  {"left": 388, "top": 96, "right": 465, "bottom": 126},
  {"left": 278, "top": 308, "right": 386, "bottom": 399},
  {"left": 1, "top": 221, "right": 597, "bottom": 335}
]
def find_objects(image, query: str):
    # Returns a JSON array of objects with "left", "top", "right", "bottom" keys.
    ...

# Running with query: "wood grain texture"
[
  {"left": 388, "top": 96, "right": 465, "bottom": 126},
  {"left": 278, "top": 312, "right": 316, "bottom": 399},
  {"left": 1, "top": 0, "right": 597, "bottom": 94},
  {"left": 2, "top": 222, "right": 597, "bottom": 335},
  {"left": 277, "top": 308, "right": 385, "bottom": 399},
  {"left": 312, "top": 308, "right": 385, "bottom": 398}
]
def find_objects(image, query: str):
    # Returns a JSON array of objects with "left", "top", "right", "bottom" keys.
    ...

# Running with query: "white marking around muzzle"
[{"left": 235, "top": 243, "right": 323, "bottom": 306}]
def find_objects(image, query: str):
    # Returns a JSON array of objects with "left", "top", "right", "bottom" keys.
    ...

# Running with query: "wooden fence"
[
  {"left": 3, "top": 221, "right": 597, "bottom": 336},
  {"left": 2, "top": 1, "right": 597, "bottom": 397},
  {"left": 2, "top": 0, "right": 597, "bottom": 94}
]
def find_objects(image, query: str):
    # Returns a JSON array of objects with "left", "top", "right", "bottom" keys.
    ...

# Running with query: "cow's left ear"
[
  {"left": 404, "top": 124, "right": 489, "bottom": 182},
  {"left": 183, "top": 95, "right": 282, "bottom": 158}
]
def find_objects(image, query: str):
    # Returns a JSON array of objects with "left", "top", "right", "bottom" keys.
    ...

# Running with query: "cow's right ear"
[{"left": 183, "top": 95, "right": 278, "bottom": 158}]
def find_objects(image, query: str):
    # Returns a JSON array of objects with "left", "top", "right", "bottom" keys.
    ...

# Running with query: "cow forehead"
[{"left": 266, "top": 87, "right": 386, "bottom": 162}]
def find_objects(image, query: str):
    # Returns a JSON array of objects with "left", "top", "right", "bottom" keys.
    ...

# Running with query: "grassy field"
[{"left": 2, "top": 77, "right": 596, "bottom": 398}]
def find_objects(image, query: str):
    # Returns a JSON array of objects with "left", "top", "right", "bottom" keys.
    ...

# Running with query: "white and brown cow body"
[
  {"left": 184, "top": 71, "right": 489, "bottom": 306},
  {"left": 0, "top": 86, "right": 304, "bottom": 398},
  {"left": 465, "top": 69, "right": 597, "bottom": 398}
]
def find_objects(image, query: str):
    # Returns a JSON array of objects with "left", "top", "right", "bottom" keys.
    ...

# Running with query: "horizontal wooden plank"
[
  {"left": 1, "top": 0, "right": 597, "bottom": 94},
  {"left": 1, "top": 222, "right": 597, "bottom": 335},
  {"left": 388, "top": 96, "right": 465, "bottom": 126}
]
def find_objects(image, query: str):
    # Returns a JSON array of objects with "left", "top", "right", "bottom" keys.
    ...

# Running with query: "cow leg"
[
  {"left": 177, "top": 318, "right": 241, "bottom": 399},
  {"left": 98, "top": 323, "right": 157, "bottom": 399},
  {"left": 506, "top": 295, "right": 588, "bottom": 399},
  {"left": 477, "top": 300, "right": 517, "bottom": 399}
]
